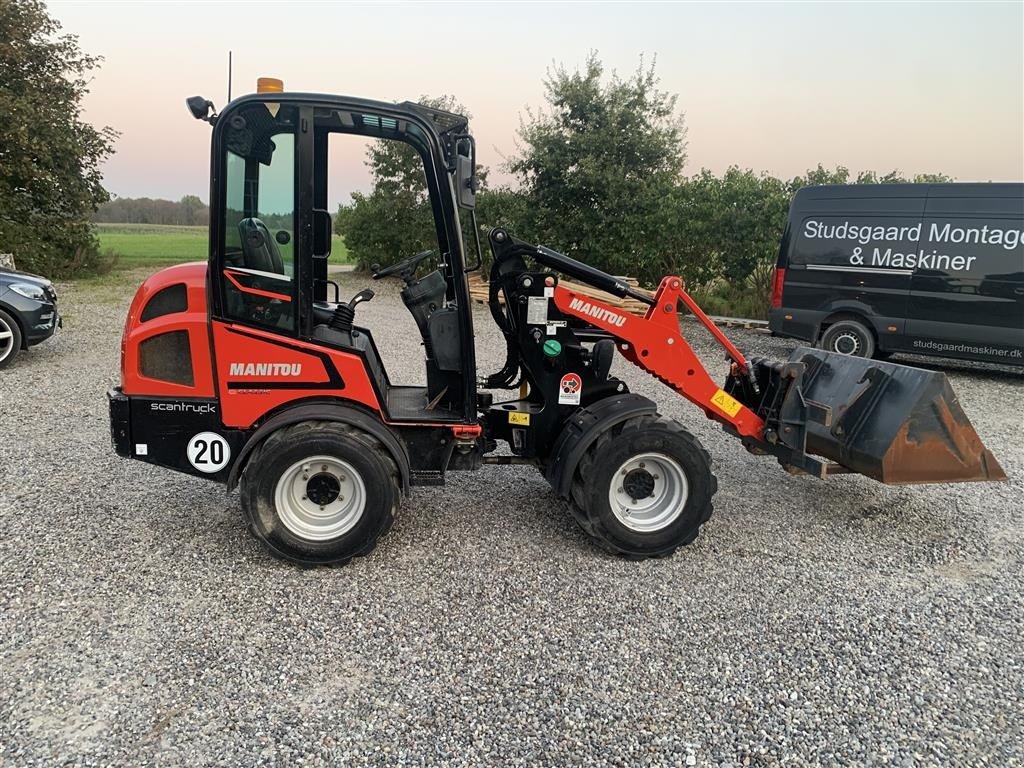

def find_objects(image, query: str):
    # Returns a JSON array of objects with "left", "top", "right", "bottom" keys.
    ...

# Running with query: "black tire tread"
[
  {"left": 568, "top": 414, "right": 717, "bottom": 559},
  {"left": 240, "top": 420, "right": 400, "bottom": 566}
]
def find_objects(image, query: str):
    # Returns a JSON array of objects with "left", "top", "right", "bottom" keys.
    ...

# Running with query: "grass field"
[{"left": 95, "top": 223, "right": 350, "bottom": 268}]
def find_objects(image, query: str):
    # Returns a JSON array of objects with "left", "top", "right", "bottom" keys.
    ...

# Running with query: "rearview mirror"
[
  {"left": 186, "top": 95, "right": 216, "bottom": 123},
  {"left": 454, "top": 136, "right": 476, "bottom": 210}
]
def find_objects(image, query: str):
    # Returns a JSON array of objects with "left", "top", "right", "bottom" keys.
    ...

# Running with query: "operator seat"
[{"left": 238, "top": 218, "right": 284, "bottom": 274}]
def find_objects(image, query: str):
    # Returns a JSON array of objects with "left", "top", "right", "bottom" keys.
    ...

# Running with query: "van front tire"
[{"left": 819, "top": 319, "right": 875, "bottom": 359}]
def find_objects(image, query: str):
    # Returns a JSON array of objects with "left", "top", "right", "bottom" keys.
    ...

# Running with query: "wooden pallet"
[{"left": 704, "top": 316, "right": 769, "bottom": 330}]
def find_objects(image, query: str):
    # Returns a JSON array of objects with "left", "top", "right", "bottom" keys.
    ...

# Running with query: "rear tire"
[
  {"left": 0, "top": 309, "right": 22, "bottom": 369},
  {"left": 569, "top": 415, "right": 716, "bottom": 559},
  {"left": 819, "top": 319, "right": 875, "bottom": 359},
  {"left": 240, "top": 420, "right": 399, "bottom": 565}
]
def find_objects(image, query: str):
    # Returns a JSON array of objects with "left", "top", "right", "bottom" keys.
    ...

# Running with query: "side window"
[
  {"left": 221, "top": 105, "right": 298, "bottom": 332},
  {"left": 919, "top": 216, "right": 1024, "bottom": 280},
  {"left": 224, "top": 152, "right": 245, "bottom": 265},
  {"left": 323, "top": 110, "right": 441, "bottom": 271},
  {"left": 140, "top": 283, "right": 187, "bottom": 322}
]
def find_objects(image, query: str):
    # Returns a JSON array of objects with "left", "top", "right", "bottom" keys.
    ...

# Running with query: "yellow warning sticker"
[
  {"left": 509, "top": 412, "right": 531, "bottom": 426},
  {"left": 710, "top": 389, "right": 743, "bottom": 418}
]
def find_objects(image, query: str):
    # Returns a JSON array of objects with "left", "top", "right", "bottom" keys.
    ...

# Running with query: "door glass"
[
  {"left": 256, "top": 138, "right": 295, "bottom": 276},
  {"left": 221, "top": 105, "right": 297, "bottom": 331},
  {"left": 224, "top": 151, "right": 245, "bottom": 261},
  {"left": 328, "top": 128, "right": 440, "bottom": 384}
]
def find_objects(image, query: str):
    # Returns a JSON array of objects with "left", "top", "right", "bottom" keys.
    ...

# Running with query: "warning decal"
[
  {"left": 558, "top": 373, "right": 583, "bottom": 406},
  {"left": 710, "top": 389, "right": 743, "bottom": 418},
  {"left": 526, "top": 296, "right": 548, "bottom": 325}
]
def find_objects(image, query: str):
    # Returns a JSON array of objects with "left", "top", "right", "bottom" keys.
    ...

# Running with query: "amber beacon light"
[{"left": 257, "top": 77, "right": 284, "bottom": 94}]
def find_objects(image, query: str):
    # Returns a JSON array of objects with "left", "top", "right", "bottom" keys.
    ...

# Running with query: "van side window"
[
  {"left": 793, "top": 215, "right": 924, "bottom": 269},
  {"left": 918, "top": 216, "right": 1023, "bottom": 278}
]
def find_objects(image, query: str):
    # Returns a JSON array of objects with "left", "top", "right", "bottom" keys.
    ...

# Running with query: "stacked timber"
[
  {"left": 711, "top": 316, "right": 770, "bottom": 330},
  {"left": 466, "top": 273, "right": 653, "bottom": 316}
]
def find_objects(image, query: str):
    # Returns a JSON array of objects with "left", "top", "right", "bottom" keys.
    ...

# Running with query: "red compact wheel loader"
[{"left": 108, "top": 82, "right": 1005, "bottom": 565}]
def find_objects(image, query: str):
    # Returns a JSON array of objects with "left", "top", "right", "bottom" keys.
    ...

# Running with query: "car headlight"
[{"left": 9, "top": 283, "right": 47, "bottom": 301}]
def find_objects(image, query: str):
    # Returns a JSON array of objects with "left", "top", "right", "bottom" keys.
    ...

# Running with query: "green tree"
[
  {"left": 508, "top": 53, "right": 687, "bottom": 285},
  {"left": 706, "top": 168, "right": 790, "bottom": 285},
  {"left": 472, "top": 186, "right": 530, "bottom": 268},
  {"left": 95, "top": 195, "right": 211, "bottom": 225},
  {"left": 910, "top": 173, "right": 955, "bottom": 183},
  {"left": 669, "top": 168, "right": 790, "bottom": 317},
  {"left": 0, "top": 0, "right": 117, "bottom": 276},
  {"left": 790, "top": 164, "right": 852, "bottom": 188},
  {"left": 179, "top": 195, "right": 206, "bottom": 226},
  {"left": 790, "top": 164, "right": 953, "bottom": 190}
]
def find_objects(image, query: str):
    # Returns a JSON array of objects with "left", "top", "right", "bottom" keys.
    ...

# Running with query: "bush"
[
  {"left": 465, "top": 187, "right": 531, "bottom": 274},
  {"left": 5, "top": 220, "right": 117, "bottom": 278},
  {"left": 338, "top": 189, "right": 435, "bottom": 274}
]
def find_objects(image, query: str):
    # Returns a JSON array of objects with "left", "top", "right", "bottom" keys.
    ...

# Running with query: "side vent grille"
[{"left": 139, "top": 331, "right": 194, "bottom": 386}]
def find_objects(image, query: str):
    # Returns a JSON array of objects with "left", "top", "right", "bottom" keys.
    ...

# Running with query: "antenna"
[{"left": 227, "top": 50, "right": 233, "bottom": 102}]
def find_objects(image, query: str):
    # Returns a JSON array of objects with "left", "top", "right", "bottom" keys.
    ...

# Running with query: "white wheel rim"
[
  {"left": 274, "top": 455, "right": 366, "bottom": 541},
  {"left": 831, "top": 331, "right": 862, "bottom": 356},
  {"left": 608, "top": 452, "right": 689, "bottom": 532},
  {"left": 0, "top": 317, "right": 13, "bottom": 363}
]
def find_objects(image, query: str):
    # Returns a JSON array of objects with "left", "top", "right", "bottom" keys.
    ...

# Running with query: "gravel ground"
[{"left": 1, "top": 269, "right": 1022, "bottom": 767}]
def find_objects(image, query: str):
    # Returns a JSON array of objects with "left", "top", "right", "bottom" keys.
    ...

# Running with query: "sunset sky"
[{"left": 51, "top": 1, "right": 1024, "bottom": 209}]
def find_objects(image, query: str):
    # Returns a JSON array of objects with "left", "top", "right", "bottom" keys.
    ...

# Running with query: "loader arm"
[
  {"left": 485, "top": 228, "right": 1004, "bottom": 486},
  {"left": 553, "top": 277, "right": 766, "bottom": 441}
]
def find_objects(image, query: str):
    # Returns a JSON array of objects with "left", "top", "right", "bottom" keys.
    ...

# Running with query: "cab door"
[
  {"left": 212, "top": 101, "right": 303, "bottom": 334},
  {"left": 207, "top": 100, "right": 381, "bottom": 428}
]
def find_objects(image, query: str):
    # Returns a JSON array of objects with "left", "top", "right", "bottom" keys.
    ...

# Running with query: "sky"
[{"left": 51, "top": 0, "right": 1024, "bottom": 209}]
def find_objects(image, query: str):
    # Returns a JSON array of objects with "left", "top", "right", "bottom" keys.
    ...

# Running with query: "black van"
[{"left": 768, "top": 183, "right": 1024, "bottom": 366}]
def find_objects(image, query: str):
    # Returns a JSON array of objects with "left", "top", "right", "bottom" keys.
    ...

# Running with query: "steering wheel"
[{"left": 371, "top": 250, "right": 434, "bottom": 283}]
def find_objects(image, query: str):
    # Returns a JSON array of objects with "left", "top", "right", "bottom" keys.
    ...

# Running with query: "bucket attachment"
[{"left": 741, "top": 347, "right": 1005, "bottom": 485}]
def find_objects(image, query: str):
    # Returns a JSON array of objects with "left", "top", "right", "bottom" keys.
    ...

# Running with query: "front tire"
[
  {"left": 819, "top": 319, "right": 875, "bottom": 358},
  {"left": 0, "top": 309, "right": 22, "bottom": 369},
  {"left": 240, "top": 421, "right": 400, "bottom": 565},
  {"left": 569, "top": 415, "right": 717, "bottom": 559}
]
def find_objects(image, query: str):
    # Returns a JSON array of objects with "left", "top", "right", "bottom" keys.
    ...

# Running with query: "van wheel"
[
  {"left": 819, "top": 319, "right": 875, "bottom": 358},
  {"left": 240, "top": 421, "right": 400, "bottom": 566}
]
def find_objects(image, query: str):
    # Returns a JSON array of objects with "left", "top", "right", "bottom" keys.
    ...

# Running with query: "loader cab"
[{"left": 206, "top": 92, "right": 479, "bottom": 426}]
